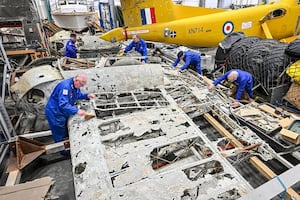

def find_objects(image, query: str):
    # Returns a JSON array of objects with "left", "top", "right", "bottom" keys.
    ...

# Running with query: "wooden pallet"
[{"left": 43, "top": 21, "right": 62, "bottom": 33}]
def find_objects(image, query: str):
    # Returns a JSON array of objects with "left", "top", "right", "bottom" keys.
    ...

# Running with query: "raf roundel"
[{"left": 222, "top": 21, "right": 234, "bottom": 35}]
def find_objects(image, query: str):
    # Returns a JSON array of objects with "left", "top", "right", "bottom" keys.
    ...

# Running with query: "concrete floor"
[
  {"left": 16, "top": 135, "right": 76, "bottom": 200},
  {"left": 21, "top": 153, "right": 75, "bottom": 200}
]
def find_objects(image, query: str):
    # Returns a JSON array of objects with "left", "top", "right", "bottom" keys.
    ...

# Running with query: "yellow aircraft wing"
[{"left": 101, "top": 0, "right": 300, "bottom": 47}]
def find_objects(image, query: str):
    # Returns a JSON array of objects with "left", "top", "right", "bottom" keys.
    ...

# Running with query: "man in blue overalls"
[
  {"left": 123, "top": 34, "right": 148, "bottom": 63},
  {"left": 45, "top": 74, "right": 95, "bottom": 155},
  {"left": 208, "top": 69, "right": 254, "bottom": 107},
  {"left": 173, "top": 51, "right": 202, "bottom": 75},
  {"left": 64, "top": 33, "right": 77, "bottom": 58}
]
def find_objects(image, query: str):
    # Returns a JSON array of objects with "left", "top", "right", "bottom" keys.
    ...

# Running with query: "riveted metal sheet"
[{"left": 11, "top": 65, "right": 63, "bottom": 99}]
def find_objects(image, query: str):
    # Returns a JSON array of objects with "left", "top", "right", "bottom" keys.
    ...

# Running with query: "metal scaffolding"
[{"left": 0, "top": 38, "right": 16, "bottom": 165}]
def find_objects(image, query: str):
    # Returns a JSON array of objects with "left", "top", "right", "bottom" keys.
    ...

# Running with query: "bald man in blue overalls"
[
  {"left": 45, "top": 74, "right": 95, "bottom": 155},
  {"left": 208, "top": 69, "right": 254, "bottom": 107}
]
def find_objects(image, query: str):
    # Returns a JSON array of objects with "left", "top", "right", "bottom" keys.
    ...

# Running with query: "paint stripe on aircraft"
[
  {"left": 145, "top": 8, "right": 152, "bottom": 25},
  {"left": 140, "top": 9, "right": 146, "bottom": 25},
  {"left": 150, "top": 8, "right": 156, "bottom": 23},
  {"left": 141, "top": 8, "right": 156, "bottom": 25},
  {"left": 223, "top": 21, "right": 234, "bottom": 35},
  {"left": 126, "top": 30, "right": 149, "bottom": 35}
]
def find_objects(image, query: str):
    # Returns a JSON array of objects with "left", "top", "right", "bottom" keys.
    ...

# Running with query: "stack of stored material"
[
  {"left": 225, "top": 37, "right": 291, "bottom": 95},
  {"left": 280, "top": 118, "right": 300, "bottom": 145},
  {"left": 285, "top": 60, "right": 300, "bottom": 109},
  {"left": 284, "top": 83, "right": 300, "bottom": 109}
]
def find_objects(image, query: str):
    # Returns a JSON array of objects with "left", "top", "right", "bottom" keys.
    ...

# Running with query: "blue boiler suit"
[
  {"left": 45, "top": 78, "right": 89, "bottom": 143},
  {"left": 64, "top": 39, "right": 77, "bottom": 58},
  {"left": 213, "top": 69, "right": 254, "bottom": 100},
  {"left": 125, "top": 39, "right": 148, "bottom": 62},
  {"left": 173, "top": 51, "right": 202, "bottom": 74}
]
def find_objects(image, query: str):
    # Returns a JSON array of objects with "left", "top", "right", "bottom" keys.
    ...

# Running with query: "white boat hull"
[{"left": 52, "top": 12, "right": 96, "bottom": 31}]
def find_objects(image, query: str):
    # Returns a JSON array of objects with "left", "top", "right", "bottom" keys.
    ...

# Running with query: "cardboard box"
[{"left": 279, "top": 117, "right": 293, "bottom": 128}]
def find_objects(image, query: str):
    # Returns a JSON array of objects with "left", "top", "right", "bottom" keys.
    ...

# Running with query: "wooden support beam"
[
  {"left": 240, "top": 164, "right": 300, "bottom": 200},
  {"left": 36, "top": 23, "right": 46, "bottom": 48},
  {"left": 258, "top": 104, "right": 283, "bottom": 119},
  {"left": 5, "top": 170, "right": 21, "bottom": 186},
  {"left": 6, "top": 49, "right": 47, "bottom": 60},
  {"left": 249, "top": 156, "right": 276, "bottom": 179},
  {"left": 6, "top": 49, "right": 36, "bottom": 55},
  {"left": 203, "top": 113, "right": 300, "bottom": 199},
  {"left": 201, "top": 76, "right": 213, "bottom": 86},
  {"left": 250, "top": 157, "right": 300, "bottom": 199},
  {"left": 203, "top": 113, "right": 243, "bottom": 147}
]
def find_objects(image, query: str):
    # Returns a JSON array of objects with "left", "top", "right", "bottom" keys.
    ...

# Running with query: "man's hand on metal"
[
  {"left": 176, "top": 68, "right": 183, "bottom": 73},
  {"left": 77, "top": 109, "right": 86, "bottom": 116},
  {"left": 227, "top": 90, "right": 233, "bottom": 96},
  {"left": 88, "top": 93, "right": 96, "bottom": 99},
  {"left": 117, "top": 50, "right": 125, "bottom": 57},
  {"left": 233, "top": 100, "right": 240, "bottom": 107},
  {"left": 208, "top": 84, "right": 215, "bottom": 91}
]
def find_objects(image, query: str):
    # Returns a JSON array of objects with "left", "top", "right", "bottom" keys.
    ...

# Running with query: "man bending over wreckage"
[
  {"left": 208, "top": 69, "right": 254, "bottom": 107},
  {"left": 45, "top": 73, "right": 95, "bottom": 155}
]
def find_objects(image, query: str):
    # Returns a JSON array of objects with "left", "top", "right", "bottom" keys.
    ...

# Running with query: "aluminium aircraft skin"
[{"left": 100, "top": 0, "right": 300, "bottom": 47}]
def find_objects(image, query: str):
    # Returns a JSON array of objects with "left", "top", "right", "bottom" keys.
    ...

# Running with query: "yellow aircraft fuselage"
[{"left": 100, "top": 0, "right": 300, "bottom": 47}]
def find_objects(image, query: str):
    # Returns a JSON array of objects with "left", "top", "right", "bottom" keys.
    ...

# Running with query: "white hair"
[{"left": 228, "top": 71, "right": 238, "bottom": 81}]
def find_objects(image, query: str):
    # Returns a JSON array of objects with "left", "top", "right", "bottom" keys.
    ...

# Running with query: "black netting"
[{"left": 224, "top": 37, "right": 291, "bottom": 93}]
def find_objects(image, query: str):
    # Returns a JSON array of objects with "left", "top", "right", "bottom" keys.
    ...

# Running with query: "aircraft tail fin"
[{"left": 120, "top": 0, "right": 226, "bottom": 27}]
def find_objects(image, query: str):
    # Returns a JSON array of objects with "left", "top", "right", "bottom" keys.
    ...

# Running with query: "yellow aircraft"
[{"left": 100, "top": 0, "right": 300, "bottom": 47}]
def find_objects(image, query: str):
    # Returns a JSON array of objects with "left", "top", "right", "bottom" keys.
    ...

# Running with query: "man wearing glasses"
[{"left": 45, "top": 73, "right": 95, "bottom": 155}]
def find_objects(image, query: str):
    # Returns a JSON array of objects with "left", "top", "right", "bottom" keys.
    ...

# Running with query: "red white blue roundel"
[{"left": 223, "top": 21, "right": 234, "bottom": 35}]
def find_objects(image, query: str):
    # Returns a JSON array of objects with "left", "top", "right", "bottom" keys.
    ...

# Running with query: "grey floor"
[
  {"left": 18, "top": 135, "right": 75, "bottom": 200},
  {"left": 21, "top": 152, "right": 75, "bottom": 200}
]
